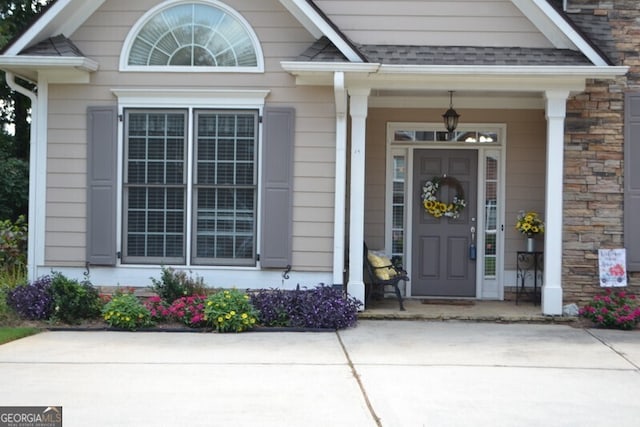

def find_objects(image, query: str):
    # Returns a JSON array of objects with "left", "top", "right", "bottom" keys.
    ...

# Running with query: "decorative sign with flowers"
[
  {"left": 598, "top": 248, "right": 627, "bottom": 287},
  {"left": 421, "top": 175, "right": 466, "bottom": 219},
  {"left": 515, "top": 211, "right": 544, "bottom": 236}
]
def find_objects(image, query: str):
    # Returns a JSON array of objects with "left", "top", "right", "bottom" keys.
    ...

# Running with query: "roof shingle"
[
  {"left": 296, "top": 38, "right": 592, "bottom": 66},
  {"left": 20, "top": 34, "right": 85, "bottom": 57}
]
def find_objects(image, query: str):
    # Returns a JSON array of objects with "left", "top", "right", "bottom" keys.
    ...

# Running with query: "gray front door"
[{"left": 412, "top": 149, "right": 478, "bottom": 297}]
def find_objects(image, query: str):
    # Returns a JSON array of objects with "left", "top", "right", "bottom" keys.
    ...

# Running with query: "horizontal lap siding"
[
  {"left": 314, "top": 0, "right": 552, "bottom": 47},
  {"left": 45, "top": 0, "right": 335, "bottom": 271}
]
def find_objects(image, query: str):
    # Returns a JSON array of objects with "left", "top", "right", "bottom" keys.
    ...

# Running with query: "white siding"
[{"left": 314, "top": 0, "right": 553, "bottom": 47}]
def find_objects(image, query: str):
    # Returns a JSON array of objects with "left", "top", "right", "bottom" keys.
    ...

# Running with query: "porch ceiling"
[{"left": 368, "top": 89, "right": 546, "bottom": 109}]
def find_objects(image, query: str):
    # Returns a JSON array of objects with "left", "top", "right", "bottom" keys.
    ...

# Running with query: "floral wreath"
[{"left": 421, "top": 175, "right": 466, "bottom": 219}]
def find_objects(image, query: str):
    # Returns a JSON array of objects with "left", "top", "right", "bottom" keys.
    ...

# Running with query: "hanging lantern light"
[{"left": 442, "top": 91, "right": 460, "bottom": 133}]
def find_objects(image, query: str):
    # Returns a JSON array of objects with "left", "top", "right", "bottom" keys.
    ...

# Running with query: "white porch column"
[
  {"left": 333, "top": 72, "right": 347, "bottom": 286},
  {"left": 347, "top": 88, "right": 370, "bottom": 306},
  {"left": 543, "top": 90, "right": 569, "bottom": 315}
]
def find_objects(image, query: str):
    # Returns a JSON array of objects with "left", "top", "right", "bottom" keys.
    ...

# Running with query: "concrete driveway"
[{"left": 1, "top": 321, "right": 639, "bottom": 427}]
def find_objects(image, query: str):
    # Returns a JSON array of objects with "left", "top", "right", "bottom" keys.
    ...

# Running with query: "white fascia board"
[
  {"left": 0, "top": 56, "right": 98, "bottom": 83},
  {"left": 511, "top": 0, "right": 609, "bottom": 66},
  {"left": 278, "top": 0, "right": 364, "bottom": 62},
  {"left": 283, "top": 62, "right": 628, "bottom": 93},
  {"left": 281, "top": 61, "right": 380, "bottom": 86},
  {"left": 281, "top": 61, "right": 379, "bottom": 73},
  {"left": 4, "top": 0, "right": 106, "bottom": 55},
  {"left": 0, "top": 56, "right": 98, "bottom": 71}
]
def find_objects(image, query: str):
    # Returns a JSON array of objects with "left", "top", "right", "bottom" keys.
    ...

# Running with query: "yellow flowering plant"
[
  {"left": 515, "top": 211, "right": 545, "bottom": 236},
  {"left": 102, "top": 292, "right": 153, "bottom": 331},
  {"left": 204, "top": 288, "right": 258, "bottom": 333}
]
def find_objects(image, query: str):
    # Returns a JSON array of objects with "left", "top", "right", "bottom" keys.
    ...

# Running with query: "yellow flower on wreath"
[{"left": 421, "top": 176, "right": 466, "bottom": 219}]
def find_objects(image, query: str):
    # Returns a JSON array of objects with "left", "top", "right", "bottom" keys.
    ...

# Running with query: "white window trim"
[
  {"left": 111, "top": 88, "right": 269, "bottom": 269},
  {"left": 119, "top": 0, "right": 265, "bottom": 73}
]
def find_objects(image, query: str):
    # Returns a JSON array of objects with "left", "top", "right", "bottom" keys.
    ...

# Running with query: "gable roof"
[
  {"left": 0, "top": 0, "right": 624, "bottom": 83},
  {"left": 1, "top": 0, "right": 106, "bottom": 56},
  {"left": 286, "top": 0, "right": 615, "bottom": 67}
]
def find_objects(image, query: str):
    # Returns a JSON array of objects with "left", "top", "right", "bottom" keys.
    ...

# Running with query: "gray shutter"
[
  {"left": 86, "top": 106, "right": 118, "bottom": 265},
  {"left": 260, "top": 107, "right": 295, "bottom": 268},
  {"left": 625, "top": 93, "right": 640, "bottom": 271}
]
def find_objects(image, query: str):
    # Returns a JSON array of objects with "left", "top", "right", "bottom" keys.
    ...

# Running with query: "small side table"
[{"left": 516, "top": 251, "right": 544, "bottom": 305}]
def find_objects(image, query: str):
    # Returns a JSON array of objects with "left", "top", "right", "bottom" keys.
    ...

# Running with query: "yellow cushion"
[{"left": 367, "top": 251, "right": 397, "bottom": 281}]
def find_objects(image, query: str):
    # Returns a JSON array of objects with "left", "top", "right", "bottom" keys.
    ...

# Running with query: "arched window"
[{"left": 121, "top": 1, "right": 263, "bottom": 71}]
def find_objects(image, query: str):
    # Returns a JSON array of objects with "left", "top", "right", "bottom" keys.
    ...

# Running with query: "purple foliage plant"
[
  {"left": 7, "top": 275, "right": 54, "bottom": 320},
  {"left": 251, "top": 284, "right": 361, "bottom": 330}
]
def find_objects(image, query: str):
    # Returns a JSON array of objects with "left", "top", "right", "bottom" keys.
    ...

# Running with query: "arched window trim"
[{"left": 119, "top": 0, "right": 264, "bottom": 73}]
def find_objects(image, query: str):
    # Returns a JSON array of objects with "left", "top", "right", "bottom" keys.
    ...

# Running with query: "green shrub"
[
  {"left": 0, "top": 263, "right": 27, "bottom": 289},
  {"left": 149, "top": 266, "right": 207, "bottom": 303},
  {"left": 102, "top": 292, "right": 153, "bottom": 331},
  {"left": 579, "top": 288, "right": 640, "bottom": 330},
  {"left": 0, "top": 156, "right": 28, "bottom": 222},
  {"left": 0, "top": 289, "right": 13, "bottom": 325},
  {"left": 0, "top": 216, "right": 27, "bottom": 287},
  {"left": 50, "top": 272, "right": 102, "bottom": 324},
  {"left": 204, "top": 289, "right": 258, "bottom": 333}
]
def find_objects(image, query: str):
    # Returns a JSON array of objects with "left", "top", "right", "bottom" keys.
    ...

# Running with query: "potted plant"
[{"left": 515, "top": 211, "right": 544, "bottom": 252}]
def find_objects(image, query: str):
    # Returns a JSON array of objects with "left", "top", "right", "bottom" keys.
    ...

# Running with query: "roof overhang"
[
  {"left": 279, "top": 0, "right": 613, "bottom": 68},
  {"left": 278, "top": 0, "right": 365, "bottom": 62},
  {"left": 2, "top": 0, "right": 106, "bottom": 56},
  {"left": 281, "top": 61, "right": 628, "bottom": 94},
  {"left": 0, "top": 56, "right": 99, "bottom": 83},
  {"left": 511, "top": 0, "right": 610, "bottom": 65}
]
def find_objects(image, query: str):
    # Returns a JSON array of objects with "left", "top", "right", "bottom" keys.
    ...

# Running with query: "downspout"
[
  {"left": 333, "top": 72, "right": 348, "bottom": 286},
  {"left": 5, "top": 72, "right": 38, "bottom": 281}
]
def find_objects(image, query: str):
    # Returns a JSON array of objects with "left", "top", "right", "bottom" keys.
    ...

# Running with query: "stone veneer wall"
[{"left": 563, "top": 0, "right": 640, "bottom": 304}]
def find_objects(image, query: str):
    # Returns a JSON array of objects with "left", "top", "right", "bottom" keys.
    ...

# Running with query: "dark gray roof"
[
  {"left": 295, "top": 0, "right": 618, "bottom": 67},
  {"left": 297, "top": 37, "right": 350, "bottom": 62},
  {"left": 297, "top": 37, "right": 591, "bottom": 66},
  {"left": 358, "top": 45, "right": 591, "bottom": 66},
  {"left": 20, "top": 34, "right": 85, "bottom": 57}
]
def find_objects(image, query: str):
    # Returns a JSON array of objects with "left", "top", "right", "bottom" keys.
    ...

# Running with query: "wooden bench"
[{"left": 364, "top": 243, "right": 409, "bottom": 311}]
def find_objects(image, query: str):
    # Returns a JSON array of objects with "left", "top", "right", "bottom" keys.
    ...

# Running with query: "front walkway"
[{"left": 360, "top": 298, "right": 574, "bottom": 324}]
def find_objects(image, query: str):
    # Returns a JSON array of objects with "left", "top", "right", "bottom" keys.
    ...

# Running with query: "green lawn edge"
[{"left": 0, "top": 327, "right": 40, "bottom": 345}]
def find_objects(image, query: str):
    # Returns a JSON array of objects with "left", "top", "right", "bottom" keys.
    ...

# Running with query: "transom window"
[
  {"left": 123, "top": 1, "right": 262, "bottom": 70},
  {"left": 122, "top": 109, "right": 259, "bottom": 266}
]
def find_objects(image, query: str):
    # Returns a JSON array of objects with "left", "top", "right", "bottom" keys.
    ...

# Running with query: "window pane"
[
  {"left": 193, "top": 111, "right": 257, "bottom": 264},
  {"left": 123, "top": 111, "right": 186, "bottom": 263},
  {"left": 128, "top": 3, "right": 258, "bottom": 67},
  {"left": 124, "top": 109, "right": 257, "bottom": 266},
  {"left": 391, "top": 155, "right": 405, "bottom": 262}
]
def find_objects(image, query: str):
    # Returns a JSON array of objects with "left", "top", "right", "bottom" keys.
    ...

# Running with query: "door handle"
[{"left": 469, "top": 226, "right": 477, "bottom": 260}]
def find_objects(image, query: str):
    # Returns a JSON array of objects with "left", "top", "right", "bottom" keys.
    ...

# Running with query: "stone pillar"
[
  {"left": 347, "top": 88, "right": 370, "bottom": 307},
  {"left": 543, "top": 90, "right": 569, "bottom": 315}
]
